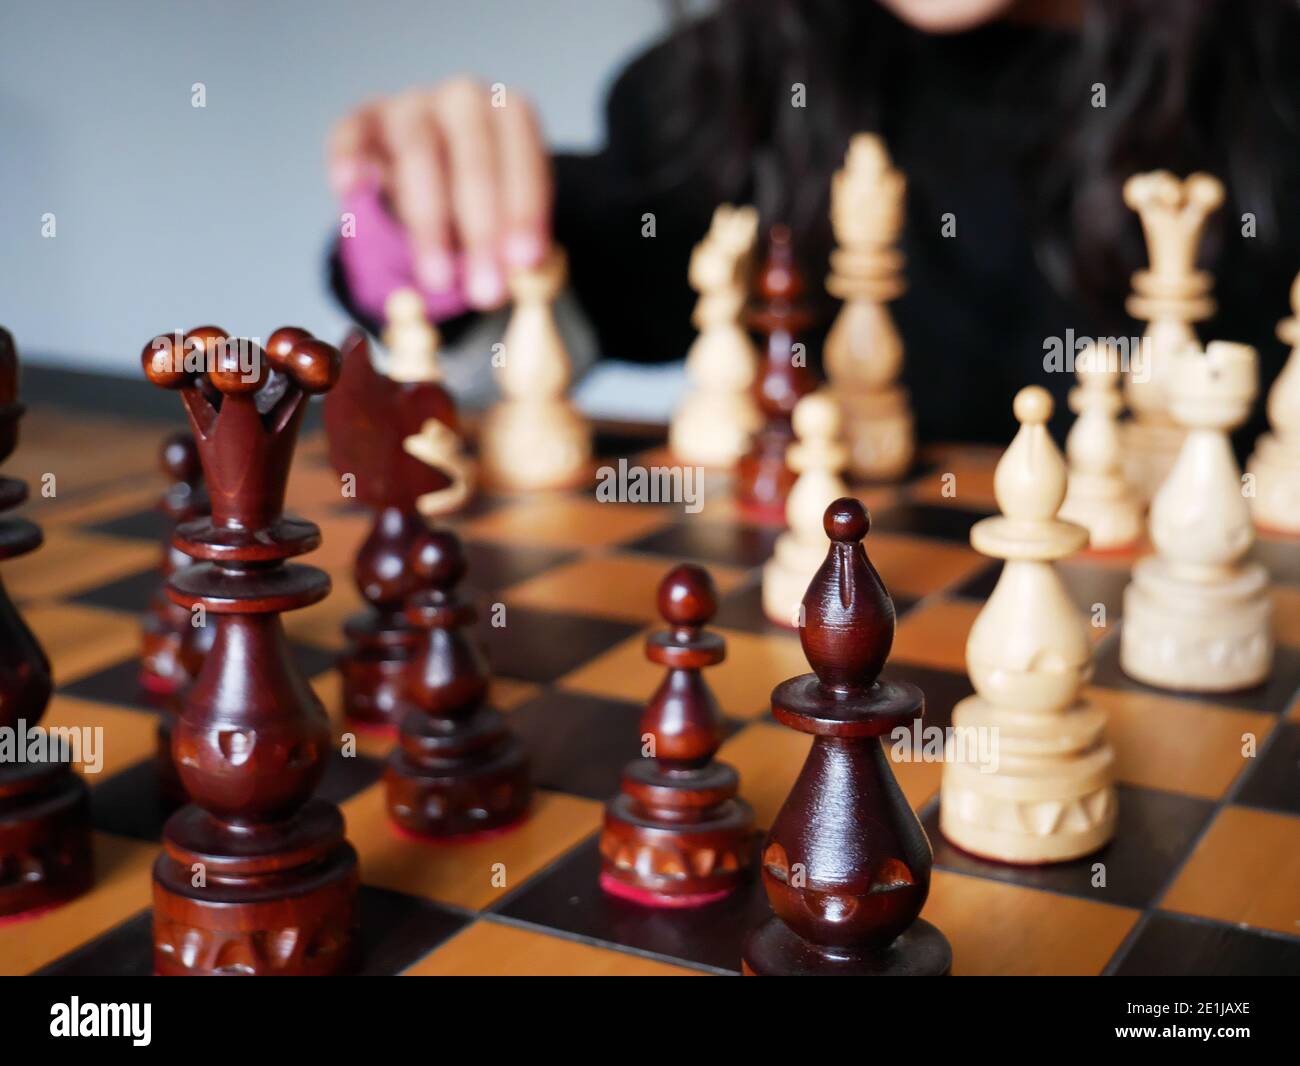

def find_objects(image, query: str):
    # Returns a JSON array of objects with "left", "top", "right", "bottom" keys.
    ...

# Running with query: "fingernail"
[
  {"left": 503, "top": 230, "right": 546, "bottom": 268},
  {"left": 415, "top": 249, "right": 457, "bottom": 293},
  {"left": 465, "top": 257, "right": 506, "bottom": 308},
  {"left": 329, "top": 160, "right": 361, "bottom": 197}
]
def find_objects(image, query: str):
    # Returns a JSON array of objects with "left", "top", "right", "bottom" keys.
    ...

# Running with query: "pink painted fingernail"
[
  {"left": 503, "top": 231, "right": 546, "bottom": 268},
  {"left": 465, "top": 257, "right": 506, "bottom": 308},
  {"left": 415, "top": 249, "right": 457, "bottom": 293}
]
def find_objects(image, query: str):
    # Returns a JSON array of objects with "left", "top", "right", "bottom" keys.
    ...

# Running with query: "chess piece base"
[
  {"left": 478, "top": 400, "right": 591, "bottom": 492},
  {"left": 742, "top": 915, "right": 951, "bottom": 976},
  {"left": 761, "top": 534, "right": 825, "bottom": 628},
  {"left": 0, "top": 761, "right": 93, "bottom": 917},
  {"left": 152, "top": 800, "right": 359, "bottom": 975},
  {"left": 736, "top": 426, "right": 797, "bottom": 524},
  {"left": 1058, "top": 473, "right": 1144, "bottom": 551},
  {"left": 940, "top": 696, "right": 1117, "bottom": 864},
  {"left": 386, "top": 708, "right": 532, "bottom": 837},
  {"left": 1122, "top": 419, "right": 1185, "bottom": 503},
  {"left": 338, "top": 611, "right": 420, "bottom": 729},
  {"left": 839, "top": 385, "right": 915, "bottom": 482},
  {"left": 1246, "top": 433, "right": 1300, "bottom": 535},
  {"left": 1121, "top": 556, "right": 1273, "bottom": 692},
  {"left": 669, "top": 393, "right": 760, "bottom": 470},
  {"left": 599, "top": 771, "right": 753, "bottom": 903}
]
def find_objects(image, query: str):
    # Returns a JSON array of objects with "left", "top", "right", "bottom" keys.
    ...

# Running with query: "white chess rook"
[
  {"left": 940, "top": 386, "right": 1117, "bottom": 864},
  {"left": 1122, "top": 342, "right": 1273, "bottom": 691}
]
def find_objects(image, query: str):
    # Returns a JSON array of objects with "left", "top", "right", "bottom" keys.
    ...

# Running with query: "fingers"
[
  {"left": 327, "top": 79, "right": 552, "bottom": 310},
  {"left": 380, "top": 92, "right": 456, "bottom": 292},
  {"left": 431, "top": 79, "right": 505, "bottom": 308},
  {"left": 493, "top": 93, "right": 553, "bottom": 271}
]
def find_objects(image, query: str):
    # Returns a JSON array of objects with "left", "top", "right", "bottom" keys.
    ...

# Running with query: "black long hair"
[{"left": 643, "top": 0, "right": 1300, "bottom": 328}]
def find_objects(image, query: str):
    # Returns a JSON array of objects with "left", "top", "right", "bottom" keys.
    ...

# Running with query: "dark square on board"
[
  {"left": 1109, "top": 911, "right": 1300, "bottom": 977},
  {"left": 869, "top": 502, "right": 994, "bottom": 545},
  {"left": 493, "top": 834, "right": 765, "bottom": 974},
  {"left": 71, "top": 567, "right": 160, "bottom": 615},
  {"left": 86, "top": 508, "right": 167, "bottom": 543},
  {"left": 476, "top": 606, "right": 640, "bottom": 684},
  {"left": 625, "top": 519, "right": 781, "bottom": 570},
  {"left": 1232, "top": 721, "right": 1300, "bottom": 816},
  {"left": 922, "top": 784, "right": 1216, "bottom": 910}
]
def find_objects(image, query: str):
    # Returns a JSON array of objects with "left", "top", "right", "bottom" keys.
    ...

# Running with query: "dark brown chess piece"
[
  {"left": 140, "top": 433, "right": 214, "bottom": 804},
  {"left": 144, "top": 325, "right": 359, "bottom": 975},
  {"left": 324, "top": 331, "right": 460, "bottom": 731},
  {"left": 743, "top": 498, "right": 952, "bottom": 976},
  {"left": 0, "top": 327, "right": 93, "bottom": 918},
  {"left": 735, "top": 224, "right": 818, "bottom": 523},
  {"left": 600, "top": 564, "right": 754, "bottom": 906},
  {"left": 385, "top": 527, "right": 531, "bottom": 838}
]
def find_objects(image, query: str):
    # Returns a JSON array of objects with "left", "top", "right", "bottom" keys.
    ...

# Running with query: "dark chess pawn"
[
  {"left": 385, "top": 528, "right": 531, "bottom": 838},
  {"left": 325, "top": 325, "right": 462, "bottom": 732},
  {"left": 743, "top": 498, "right": 952, "bottom": 976},
  {"left": 600, "top": 564, "right": 755, "bottom": 906},
  {"left": 735, "top": 224, "right": 818, "bottom": 523},
  {"left": 0, "top": 326, "right": 93, "bottom": 918},
  {"left": 140, "top": 432, "right": 214, "bottom": 804}
]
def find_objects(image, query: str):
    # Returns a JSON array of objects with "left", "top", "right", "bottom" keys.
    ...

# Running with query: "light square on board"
[
  {"left": 5, "top": 530, "right": 157, "bottom": 601},
  {"left": 341, "top": 783, "right": 602, "bottom": 912},
  {"left": 461, "top": 496, "right": 674, "bottom": 550},
  {"left": 504, "top": 552, "right": 746, "bottom": 625},
  {"left": 922, "top": 869, "right": 1139, "bottom": 977},
  {"left": 27, "top": 602, "right": 142, "bottom": 685},
  {"left": 558, "top": 625, "right": 808, "bottom": 721},
  {"left": 1089, "top": 685, "right": 1273, "bottom": 800},
  {"left": 406, "top": 920, "right": 703, "bottom": 976},
  {"left": 45, "top": 695, "right": 157, "bottom": 781},
  {"left": 863, "top": 532, "right": 988, "bottom": 600},
  {"left": 0, "top": 833, "right": 157, "bottom": 976},
  {"left": 1160, "top": 805, "right": 1300, "bottom": 937},
  {"left": 890, "top": 598, "right": 981, "bottom": 673}
]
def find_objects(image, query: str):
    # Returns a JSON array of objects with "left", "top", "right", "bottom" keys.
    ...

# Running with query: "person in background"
[{"left": 327, "top": 0, "right": 1300, "bottom": 444}]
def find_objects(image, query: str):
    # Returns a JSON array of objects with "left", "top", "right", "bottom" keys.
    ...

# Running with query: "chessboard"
[{"left": 4, "top": 392, "right": 1300, "bottom": 978}]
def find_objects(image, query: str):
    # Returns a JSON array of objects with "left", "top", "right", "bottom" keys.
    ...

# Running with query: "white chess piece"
[
  {"left": 1121, "top": 171, "right": 1224, "bottom": 500},
  {"left": 1122, "top": 342, "right": 1272, "bottom": 691},
  {"left": 761, "top": 392, "right": 850, "bottom": 627},
  {"left": 670, "top": 205, "right": 761, "bottom": 468},
  {"left": 824, "top": 134, "right": 914, "bottom": 481},
  {"left": 940, "top": 386, "right": 1117, "bottom": 864},
  {"left": 1246, "top": 272, "right": 1300, "bottom": 533},
  {"left": 1059, "top": 343, "right": 1143, "bottom": 550},
  {"left": 383, "top": 288, "right": 442, "bottom": 383},
  {"left": 478, "top": 248, "right": 592, "bottom": 491}
]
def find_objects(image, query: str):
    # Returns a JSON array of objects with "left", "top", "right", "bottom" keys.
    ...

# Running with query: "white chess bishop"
[
  {"left": 1121, "top": 171, "right": 1224, "bottom": 501},
  {"left": 478, "top": 247, "right": 592, "bottom": 491},
  {"left": 1058, "top": 342, "right": 1143, "bottom": 550},
  {"left": 669, "top": 205, "right": 761, "bottom": 468},
  {"left": 1246, "top": 272, "right": 1300, "bottom": 533},
  {"left": 940, "top": 386, "right": 1117, "bottom": 864},
  {"left": 1122, "top": 341, "right": 1273, "bottom": 691},
  {"left": 823, "top": 134, "right": 914, "bottom": 482},
  {"left": 761, "top": 391, "right": 850, "bottom": 627}
]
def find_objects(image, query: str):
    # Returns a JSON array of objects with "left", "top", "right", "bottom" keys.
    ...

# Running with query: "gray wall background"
[{"left": 0, "top": 0, "right": 667, "bottom": 374}]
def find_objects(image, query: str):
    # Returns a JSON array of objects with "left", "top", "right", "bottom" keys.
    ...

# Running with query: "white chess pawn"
[
  {"left": 1246, "top": 272, "right": 1300, "bottom": 533},
  {"left": 761, "top": 391, "right": 850, "bottom": 627},
  {"left": 670, "top": 205, "right": 761, "bottom": 467},
  {"left": 1122, "top": 342, "right": 1273, "bottom": 691},
  {"left": 478, "top": 248, "right": 592, "bottom": 491},
  {"left": 383, "top": 288, "right": 442, "bottom": 383},
  {"left": 1058, "top": 344, "right": 1143, "bottom": 550},
  {"left": 940, "top": 386, "right": 1117, "bottom": 864}
]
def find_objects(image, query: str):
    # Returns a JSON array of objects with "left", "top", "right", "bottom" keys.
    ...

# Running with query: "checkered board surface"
[{"left": 4, "top": 404, "right": 1300, "bottom": 977}]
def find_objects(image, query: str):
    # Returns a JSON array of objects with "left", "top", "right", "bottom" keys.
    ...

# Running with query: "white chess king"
[
  {"left": 1122, "top": 341, "right": 1273, "bottom": 691},
  {"left": 940, "top": 386, "right": 1117, "bottom": 864}
]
